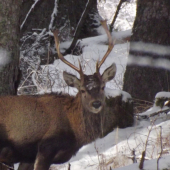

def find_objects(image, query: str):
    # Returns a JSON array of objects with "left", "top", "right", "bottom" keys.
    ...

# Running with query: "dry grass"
[{"left": 133, "top": 98, "right": 154, "bottom": 114}]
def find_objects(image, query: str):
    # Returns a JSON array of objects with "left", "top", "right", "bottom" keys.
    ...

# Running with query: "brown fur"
[
  {"left": 0, "top": 90, "right": 133, "bottom": 170},
  {"left": 0, "top": 94, "right": 102, "bottom": 165}
]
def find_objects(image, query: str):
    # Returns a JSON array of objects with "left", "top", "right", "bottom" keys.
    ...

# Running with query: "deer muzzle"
[{"left": 92, "top": 101, "right": 102, "bottom": 109}]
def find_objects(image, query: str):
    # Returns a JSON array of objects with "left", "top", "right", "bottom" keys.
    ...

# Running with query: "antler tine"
[
  {"left": 52, "top": 29, "right": 82, "bottom": 75},
  {"left": 97, "top": 20, "right": 114, "bottom": 72}
]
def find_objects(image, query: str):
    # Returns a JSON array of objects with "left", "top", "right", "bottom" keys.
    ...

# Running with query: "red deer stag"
[{"left": 0, "top": 21, "right": 117, "bottom": 170}]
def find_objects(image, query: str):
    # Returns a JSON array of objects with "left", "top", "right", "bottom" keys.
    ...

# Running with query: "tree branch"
[
  {"left": 20, "top": 0, "right": 41, "bottom": 30},
  {"left": 157, "top": 126, "right": 163, "bottom": 170},
  {"left": 63, "top": 0, "right": 93, "bottom": 55},
  {"left": 109, "top": 0, "right": 127, "bottom": 32},
  {"left": 138, "top": 108, "right": 170, "bottom": 120}
]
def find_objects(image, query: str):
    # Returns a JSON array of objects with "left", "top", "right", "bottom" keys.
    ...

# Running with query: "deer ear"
[
  {"left": 102, "top": 63, "right": 116, "bottom": 83},
  {"left": 63, "top": 71, "right": 81, "bottom": 89}
]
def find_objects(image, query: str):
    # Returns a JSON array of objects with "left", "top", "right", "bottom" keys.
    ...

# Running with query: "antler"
[
  {"left": 52, "top": 29, "right": 83, "bottom": 76},
  {"left": 53, "top": 20, "right": 114, "bottom": 76},
  {"left": 96, "top": 20, "right": 114, "bottom": 73}
]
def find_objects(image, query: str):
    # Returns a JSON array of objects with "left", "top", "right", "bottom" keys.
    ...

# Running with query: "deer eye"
[
  {"left": 101, "top": 86, "right": 105, "bottom": 91},
  {"left": 81, "top": 90, "right": 86, "bottom": 93}
]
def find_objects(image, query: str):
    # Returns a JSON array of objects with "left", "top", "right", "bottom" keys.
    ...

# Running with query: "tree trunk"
[
  {"left": 0, "top": 0, "right": 22, "bottom": 95},
  {"left": 123, "top": 0, "right": 170, "bottom": 102},
  {"left": 0, "top": 0, "right": 22, "bottom": 169}
]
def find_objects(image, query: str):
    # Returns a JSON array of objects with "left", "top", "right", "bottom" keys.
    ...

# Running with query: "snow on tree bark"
[{"left": 123, "top": 0, "right": 170, "bottom": 102}]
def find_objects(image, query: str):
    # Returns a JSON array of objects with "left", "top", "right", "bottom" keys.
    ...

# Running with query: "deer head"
[{"left": 53, "top": 20, "right": 116, "bottom": 114}]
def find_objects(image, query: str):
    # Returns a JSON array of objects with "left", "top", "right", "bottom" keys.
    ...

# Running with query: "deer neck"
[
  {"left": 82, "top": 106, "right": 105, "bottom": 144},
  {"left": 66, "top": 93, "right": 105, "bottom": 146}
]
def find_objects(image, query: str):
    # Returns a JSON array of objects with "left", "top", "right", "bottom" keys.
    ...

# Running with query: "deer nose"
[{"left": 92, "top": 101, "right": 101, "bottom": 109}]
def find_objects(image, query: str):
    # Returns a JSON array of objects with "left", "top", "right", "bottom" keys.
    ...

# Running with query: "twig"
[
  {"left": 132, "top": 149, "right": 137, "bottom": 163},
  {"left": 94, "top": 142, "right": 102, "bottom": 170},
  {"left": 133, "top": 98, "right": 153, "bottom": 104},
  {"left": 157, "top": 126, "right": 163, "bottom": 170},
  {"left": 149, "top": 108, "right": 170, "bottom": 117},
  {"left": 139, "top": 151, "right": 145, "bottom": 169},
  {"left": 68, "top": 163, "right": 71, "bottom": 170},
  {"left": 0, "top": 163, "right": 14, "bottom": 170},
  {"left": 138, "top": 108, "right": 170, "bottom": 120},
  {"left": 49, "top": 0, "right": 58, "bottom": 30},
  {"left": 139, "top": 120, "right": 155, "bottom": 169}
]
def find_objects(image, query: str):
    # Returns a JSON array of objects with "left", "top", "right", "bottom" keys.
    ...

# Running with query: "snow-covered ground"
[{"left": 48, "top": 101, "right": 170, "bottom": 170}]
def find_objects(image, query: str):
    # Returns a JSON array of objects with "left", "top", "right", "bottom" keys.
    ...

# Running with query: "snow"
[
  {"left": 105, "top": 88, "right": 131, "bottom": 102},
  {"left": 59, "top": 29, "right": 131, "bottom": 50},
  {"left": 155, "top": 92, "right": 170, "bottom": 99},
  {"left": 0, "top": 48, "right": 11, "bottom": 67},
  {"left": 114, "top": 155, "right": 170, "bottom": 170},
  {"left": 138, "top": 105, "right": 169, "bottom": 117},
  {"left": 33, "top": 34, "right": 129, "bottom": 94},
  {"left": 50, "top": 115, "right": 170, "bottom": 170},
  {"left": 98, "top": 0, "right": 136, "bottom": 31}
]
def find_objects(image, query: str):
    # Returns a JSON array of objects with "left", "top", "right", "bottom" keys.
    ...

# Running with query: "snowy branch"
[
  {"left": 49, "top": 0, "right": 58, "bottom": 30},
  {"left": 73, "top": 0, "right": 89, "bottom": 37},
  {"left": 20, "top": 0, "right": 41, "bottom": 30}
]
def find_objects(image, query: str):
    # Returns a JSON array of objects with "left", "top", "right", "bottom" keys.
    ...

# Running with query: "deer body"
[
  {"left": 0, "top": 21, "right": 133, "bottom": 170},
  {"left": 0, "top": 95, "right": 76, "bottom": 164},
  {"left": 0, "top": 94, "right": 99, "bottom": 164},
  {"left": 0, "top": 63, "right": 117, "bottom": 170}
]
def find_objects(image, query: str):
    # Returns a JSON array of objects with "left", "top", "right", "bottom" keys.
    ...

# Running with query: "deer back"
[{"left": 0, "top": 95, "right": 73, "bottom": 144}]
